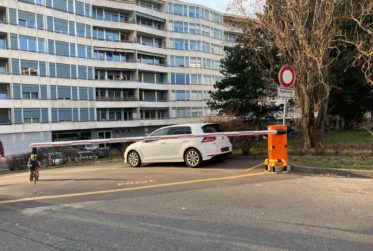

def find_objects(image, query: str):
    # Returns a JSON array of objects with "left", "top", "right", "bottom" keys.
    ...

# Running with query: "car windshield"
[{"left": 202, "top": 124, "right": 224, "bottom": 133}]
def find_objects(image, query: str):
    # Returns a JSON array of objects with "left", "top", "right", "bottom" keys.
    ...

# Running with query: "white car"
[{"left": 124, "top": 123, "right": 232, "bottom": 168}]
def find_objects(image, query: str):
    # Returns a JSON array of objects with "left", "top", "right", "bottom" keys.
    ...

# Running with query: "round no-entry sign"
[{"left": 279, "top": 66, "right": 296, "bottom": 88}]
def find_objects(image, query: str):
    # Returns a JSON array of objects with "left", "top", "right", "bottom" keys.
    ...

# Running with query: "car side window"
[
  {"left": 169, "top": 127, "right": 192, "bottom": 135},
  {"left": 149, "top": 128, "right": 169, "bottom": 136}
]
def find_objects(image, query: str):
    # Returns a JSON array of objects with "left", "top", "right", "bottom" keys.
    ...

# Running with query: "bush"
[
  {"left": 204, "top": 117, "right": 260, "bottom": 155},
  {"left": 7, "top": 154, "right": 30, "bottom": 171}
]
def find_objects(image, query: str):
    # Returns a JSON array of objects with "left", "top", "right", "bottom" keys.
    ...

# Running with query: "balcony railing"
[{"left": 96, "top": 96, "right": 138, "bottom": 101}]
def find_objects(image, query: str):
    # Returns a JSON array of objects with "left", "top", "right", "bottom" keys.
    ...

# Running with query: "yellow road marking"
[
  {"left": 117, "top": 180, "right": 156, "bottom": 186},
  {"left": 246, "top": 163, "right": 264, "bottom": 171},
  {"left": 0, "top": 172, "right": 270, "bottom": 205}
]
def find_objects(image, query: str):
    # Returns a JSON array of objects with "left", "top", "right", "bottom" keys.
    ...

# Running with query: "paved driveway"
[{"left": 0, "top": 157, "right": 372, "bottom": 250}]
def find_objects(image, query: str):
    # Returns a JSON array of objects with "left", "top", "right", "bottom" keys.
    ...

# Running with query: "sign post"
[{"left": 278, "top": 66, "right": 296, "bottom": 125}]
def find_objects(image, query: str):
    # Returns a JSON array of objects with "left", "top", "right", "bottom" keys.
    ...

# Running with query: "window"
[
  {"left": 78, "top": 66, "right": 87, "bottom": 79},
  {"left": 149, "top": 127, "right": 169, "bottom": 136},
  {"left": 107, "top": 70, "right": 121, "bottom": 80},
  {"left": 77, "top": 45, "right": 86, "bottom": 58},
  {"left": 22, "top": 84, "right": 39, "bottom": 99},
  {"left": 171, "top": 73, "right": 189, "bottom": 85},
  {"left": 18, "top": 11, "right": 35, "bottom": 28},
  {"left": 79, "top": 87, "right": 88, "bottom": 100},
  {"left": 21, "top": 60, "right": 38, "bottom": 76},
  {"left": 23, "top": 109, "right": 40, "bottom": 123},
  {"left": 56, "top": 63, "right": 70, "bottom": 78},
  {"left": 173, "top": 39, "right": 188, "bottom": 50},
  {"left": 202, "top": 124, "right": 224, "bottom": 133},
  {"left": 19, "top": 36, "right": 37, "bottom": 52},
  {"left": 55, "top": 41, "right": 69, "bottom": 56},
  {"left": 54, "top": 18, "right": 68, "bottom": 33},
  {"left": 0, "top": 84, "right": 9, "bottom": 100},
  {"left": 59, "top": 108, "right": 72, "bottom": 122},
  {"left": 173, "top": 4, "right": 183, "bottom": 15},
  {"left": 57, "top": 86, "right": 71, "bottom": 99},
  {"left": 38, "top": 39, "right": 45, "bottom": 53},
  {"left": 175, "top": 90, "right": 190, "bottom": 101},
  {"left": 54, "top": 0, "right": 67, "bottom": 12},
  {"left": 106, "top": 30, "right": 119, "bottom": 42},
  {"left": 0, "top": 60, "right": 7, "bottom": 74},
  {"left": 169, "top": 127, "right": 191, "bottom": 135},
  {"left": 76, "top": 23, "right": 85, "bottom": 37},
  {"left": 108, "top": 109, "right": 122, "bottom": 121},
  {"left": 80, "top": 108, "right": 89, "bottom": 121},
  {"left": 93, "top": 28, "right": 104, "bottom": 40},
  {"left": 75, "top": 1, "right": 85, "bottom": 16},
  {"left": 0, "top": 36, "right": 5, "bottom": 49}
]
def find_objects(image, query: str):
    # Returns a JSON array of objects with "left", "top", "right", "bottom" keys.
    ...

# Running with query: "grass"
[
  {"left": 246, "top": 129, "right": 373, "bottom": 170},
  {"left": 290, "top": 155, "right": 373, "bottom": 170}
]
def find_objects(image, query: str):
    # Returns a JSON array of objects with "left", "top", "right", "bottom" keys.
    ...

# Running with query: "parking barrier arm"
[{"left": 30, "top": 129, "right": 286, "bottom": 149}]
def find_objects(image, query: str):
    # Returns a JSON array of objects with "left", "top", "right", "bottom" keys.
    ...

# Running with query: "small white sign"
[{"left": 277, "top": 87, "right": 295, "bottom": 99}]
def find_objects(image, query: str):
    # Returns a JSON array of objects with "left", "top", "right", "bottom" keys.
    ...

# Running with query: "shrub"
[{"left": 7, "top": 154, "right": 30, "bottom": 171}]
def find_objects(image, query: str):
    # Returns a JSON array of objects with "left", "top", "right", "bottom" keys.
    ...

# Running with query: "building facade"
[{"left": 0, "top": 0, "right": 239, "bottom": 156}]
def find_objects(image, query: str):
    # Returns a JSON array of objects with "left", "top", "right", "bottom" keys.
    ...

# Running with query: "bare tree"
[{"left": 230, "top": 0, "right": 373, "bottom": 148}]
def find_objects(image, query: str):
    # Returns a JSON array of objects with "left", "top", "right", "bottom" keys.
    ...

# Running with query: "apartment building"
[{"left": 0, "top": 0, "right": 240, "bottom": 156}]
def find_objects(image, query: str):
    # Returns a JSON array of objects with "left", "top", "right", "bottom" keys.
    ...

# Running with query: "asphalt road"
[{"left": 0, "top": 157, "right": 372, "bottom": 251}]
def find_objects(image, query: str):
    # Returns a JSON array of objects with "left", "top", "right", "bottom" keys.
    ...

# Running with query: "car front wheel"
[
  {"left": 184, "top": 148, "right": 202, "bottom": 168},
  {"left": 127, "top": 151, "right": 142, "bottom": 167}
]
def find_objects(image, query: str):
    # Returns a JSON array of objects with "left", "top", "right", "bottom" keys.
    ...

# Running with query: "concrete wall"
[{"left": 0, "top": 131, "right": 52, "bottom": 156}]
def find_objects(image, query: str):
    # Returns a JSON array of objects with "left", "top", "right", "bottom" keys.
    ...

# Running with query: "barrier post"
[{"left": 265, "top": 125, "right": 289, "bottom": 172}]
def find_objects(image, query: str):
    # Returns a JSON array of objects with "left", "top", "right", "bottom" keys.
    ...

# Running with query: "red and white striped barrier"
[{"left": 30, "top": 129, "right": 286, "bottom": 148}]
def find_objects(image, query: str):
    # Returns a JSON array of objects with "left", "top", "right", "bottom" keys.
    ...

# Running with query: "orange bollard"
[{"left": 264, "top": 125, "right": 289, "bottom": 172}]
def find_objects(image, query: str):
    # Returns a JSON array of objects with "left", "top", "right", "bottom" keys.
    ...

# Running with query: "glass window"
[
  {"left": 76, "top": 23, "right": 85, "bottom": 37},
  {"left": 150, "top": 127, "right": 169, "bottom": 136},
  {"left": 54, "top": 0, "right": 67, "bottom": 12},
  {"left": 38, "top": 39, "right": 45, "bottom": 53},
  {"left": 78, "top": 66, "right": 87, "bottom": 79},
  {"left": 56, "top": 63, "right": 70, "bottom": 78},
  {"left": 23, "top": 108, "right": 40, "bottom": 123},
  {"left": 21, "top": 60, "right": 38, "bottom": 76},
  {"left": 54, "top": 18, "right": 68, "bottom": 33},
  {"left": 18, "top": 11, "right": 35, "bottom": 28},
  {"left": 55, "top": 41, "right": 69, "bottom": 56},
  {"left": 75, "top": 1, "right": 85, "bottom": 16},
  {"left": 22, "top": 84, "right": 39, "bottom": 99},
  {"left": 169, "top": 126, "right": 191, "bottom": 135},
  {"left": 57, "top": 86, "right": 71, "bottom": 99},
  {"left": 28, "top": 38, "right": 36, "bottom": 51},
  {"left": 77, "top": 45, "right": 86, "bottom": 58}
]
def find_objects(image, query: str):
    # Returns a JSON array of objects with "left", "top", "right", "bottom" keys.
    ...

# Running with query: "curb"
[{"left": 290, "top": 163, "right": 373, "bottom": 179}]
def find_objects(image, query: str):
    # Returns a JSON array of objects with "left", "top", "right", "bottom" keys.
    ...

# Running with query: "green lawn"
[{"left": 244, "top": 129, "right": 373, "bottom": 170}]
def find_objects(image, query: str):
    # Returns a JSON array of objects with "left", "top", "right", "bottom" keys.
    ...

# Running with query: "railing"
[{"left": 96, "top": 96, "right": 138, "bottom": 102}]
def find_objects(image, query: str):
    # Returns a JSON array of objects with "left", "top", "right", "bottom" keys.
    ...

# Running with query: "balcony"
[
  {"left": 0, "top": 83, "right": 10, "bottom": 100},
  {"left": 96, "top": 96, "right": 137, "bottom": 102},
  {"left": 0, "top": 108, "right": 11, "bottom": 125},
  {"left": 0, "top": 7, "right": 5, "bottom": 23}
]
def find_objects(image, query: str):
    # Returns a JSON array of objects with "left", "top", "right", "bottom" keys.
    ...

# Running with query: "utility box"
[{"left": 265, "top": 125, "right": 288, "bottom": 172}]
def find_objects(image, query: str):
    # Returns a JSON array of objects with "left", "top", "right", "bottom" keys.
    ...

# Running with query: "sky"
[{"left": 184, "top": 0, "right": 231, "bottom": 13}]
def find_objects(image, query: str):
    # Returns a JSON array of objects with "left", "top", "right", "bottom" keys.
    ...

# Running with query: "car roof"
[{"left": 160, "top": 123, "right": 217, "bottom": 129}]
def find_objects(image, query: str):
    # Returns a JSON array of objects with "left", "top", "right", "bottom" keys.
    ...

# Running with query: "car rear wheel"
[
  {"left": 184, "top": 148, "right": 202, "bottom": 168},
  {"left": 127, "top": 151, "right": 142, "bottom": 167}
]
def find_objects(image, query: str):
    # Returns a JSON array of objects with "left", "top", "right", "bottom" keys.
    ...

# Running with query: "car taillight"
[{"left": 201, "top": 136, "right": 217, "bottom": 143}]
